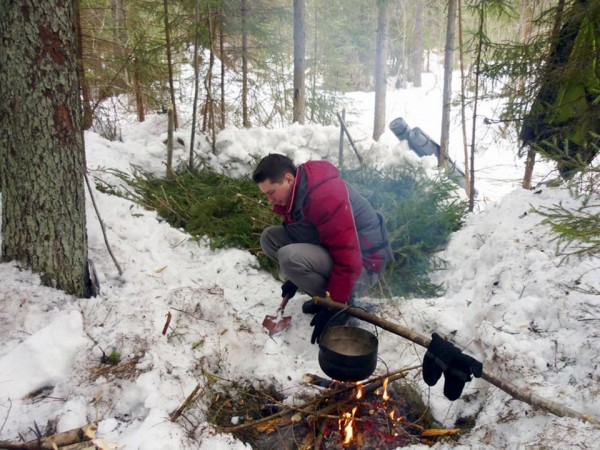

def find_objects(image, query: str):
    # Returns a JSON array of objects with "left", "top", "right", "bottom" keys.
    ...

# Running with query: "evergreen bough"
[
  {"left": 107, "top": 163, "right": 467, "bottom": 298},
  {"left": 344, "top": 166, "right": 467, "bottom": 297}
]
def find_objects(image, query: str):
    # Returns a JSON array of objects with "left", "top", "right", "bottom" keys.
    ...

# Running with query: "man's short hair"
[{"left": 252, "top": 154, "right": 297, "bottom": 183}]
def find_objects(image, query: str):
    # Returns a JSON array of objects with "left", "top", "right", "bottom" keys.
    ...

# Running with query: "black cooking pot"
[{"left": 318, "top": 325, "right": 378, "bottom": 382}]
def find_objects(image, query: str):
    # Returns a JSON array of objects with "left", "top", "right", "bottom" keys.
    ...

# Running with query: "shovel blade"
[{"left": 262, "top": 314, "right": 292, "bottom": 336}]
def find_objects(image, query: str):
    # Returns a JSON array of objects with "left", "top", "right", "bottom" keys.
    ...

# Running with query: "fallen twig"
[
  {"left": 84, "top": 172, "right": 123, "bottom": 277},
  {"left": 162, "top": 311, "right": 172, "bottom": 336},
  {"left": 170, "top": 383, "right": 202, "bottom": 422}
]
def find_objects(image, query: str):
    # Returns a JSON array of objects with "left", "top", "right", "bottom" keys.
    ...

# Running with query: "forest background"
[
  {"left": 1, "top": 0, "right": 599, "bottom": 313},
  {"left": 80, "top": 0, "right": 599, "bottom": 197}
]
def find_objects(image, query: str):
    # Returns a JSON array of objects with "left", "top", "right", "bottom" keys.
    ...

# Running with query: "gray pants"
[{"left": 260, "top": 225, "right": 377, "bottom": 299}]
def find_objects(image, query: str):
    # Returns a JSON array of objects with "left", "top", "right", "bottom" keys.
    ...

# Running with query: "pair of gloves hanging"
[{"left": 422, "top": 333, "right": 483, "bottom": 400}]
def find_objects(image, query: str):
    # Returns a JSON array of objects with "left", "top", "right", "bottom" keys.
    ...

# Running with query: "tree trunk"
[
  {"left": 517, "top": 2, "right": 564, "bottom": 189},
  {"left": 167, "top": 108, "right": 174, "bottom": 178},
  {"left": 373, "top": 0, "right": 389, "bottom": 141},
  {"left": 219, "top": 18, "right": 226, "bottom": 129},
  {"left": 293, "top": 0, "right": 306, "bottom": 124},
  {"left": 74, "top": 0, "right": 93, "bottom": 130},
  {"left": 111, "top": 0, "right": 128, "bottom": 94},
  {"left": 519, "top": 1, "right": 535, "bottom": 189},
  {"left": 0, "top": 0, "right": 93, "bottom": 298},
  {"left": 204, "top": 7, "right": 216, "bottom": 151},
  {"left": 132, "top": 55, "right": 146, "bottom": 123},
  {"left": 457, "top": 0, "right": 471, "bottom": 197},
  {"left": 310, "top": 0, "right": 319, "bottom": 122},
  {"left": 241, "top": 0, "right": 250, "bottom": 128},
  {"left": 163, "top": 0, "right": 178, "bottom": 129},
  {"left": 410, "top": 1, "right": 424, "bottom": 87},
  {"left": 440, "top": 0, "right": 457, "bottom": 169},
  {"left": 520, "top": 0, "right": 600, "bottom": 179},
  {"left": 190, "top": 0, "right": 200, "bottom": 167},
  {"left": 469, "top": 2, "right": 486, "bottom": 212}
]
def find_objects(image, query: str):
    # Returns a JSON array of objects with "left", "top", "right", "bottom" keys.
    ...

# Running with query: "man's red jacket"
[{"left": 273, "top": 160, "right": 391, "bottom": 302}]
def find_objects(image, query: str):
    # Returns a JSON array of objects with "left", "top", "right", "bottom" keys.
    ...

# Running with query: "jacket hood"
[{"left": 299, "top": 160, "right": 340, "bottom": 190}]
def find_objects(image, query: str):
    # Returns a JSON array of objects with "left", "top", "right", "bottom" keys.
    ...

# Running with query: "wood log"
[
  {"left": 0, "top": 441, "right": 56, "bottom": 450},
  {"left": 312, "top": 295, "right": 600, "bottom": 425},
  {"left": 421, "top": 428, "right": 461, "bottom": 437},
  {"left": 0, "top": 424, "right": 97, "bottom": 450}
]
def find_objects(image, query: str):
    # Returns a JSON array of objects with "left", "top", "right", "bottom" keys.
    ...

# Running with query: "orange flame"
[
  {"left": 339, "top": 406, "right": 358, "bottom": 444},
  {"left": 382, "top": 377, "right": 390, "bottom": 401},
  {"left": 355, "top": 382, "right": 363, "bottom": 400}
]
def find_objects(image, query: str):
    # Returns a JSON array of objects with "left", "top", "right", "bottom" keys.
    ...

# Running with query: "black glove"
[
  {"left": 443, "top": 352, "right": 483, "bottom": 400},
  {"left": 281, "top": 280, "right": 298, "bottom": 300},
  {"left": 422, "top": 333, "right": 483, "bottom": 401},
  {"left": 422, "top": 333, "right": 460, "bottom": 387},
  {"left": 310, "top": 308, "right": 336, "bottom": 344}
]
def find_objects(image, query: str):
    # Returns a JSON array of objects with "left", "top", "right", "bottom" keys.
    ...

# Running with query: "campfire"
[{"left": 208, "top": 367, "right": 461, "bottom": 449}]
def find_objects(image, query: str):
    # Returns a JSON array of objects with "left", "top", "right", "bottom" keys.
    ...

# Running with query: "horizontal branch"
[{"left": 312, "top": 296, "right": 600, "bottom": 425}]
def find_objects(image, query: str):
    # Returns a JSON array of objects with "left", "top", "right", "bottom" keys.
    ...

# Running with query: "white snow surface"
[{"left": 1, "top": 71, "right": 599, "bottom": 449}]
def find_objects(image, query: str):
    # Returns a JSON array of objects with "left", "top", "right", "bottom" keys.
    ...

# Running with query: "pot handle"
[{"left": 323, "top": 305, "right": 379, "bottom": 337}]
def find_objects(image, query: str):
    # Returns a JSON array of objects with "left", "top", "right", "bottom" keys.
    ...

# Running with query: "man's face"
[{"left": 257, "top": 173, "right": 295, "bottom": 207}]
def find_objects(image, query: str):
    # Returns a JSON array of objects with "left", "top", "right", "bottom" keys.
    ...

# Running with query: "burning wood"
[
  {"left": 212, "top": 367, "right": 459, "bottom": 448},
  {"left": 339, "top": 406, "right": 358, "bottom": 444}
]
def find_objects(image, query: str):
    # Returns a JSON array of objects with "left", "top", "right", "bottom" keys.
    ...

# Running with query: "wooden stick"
[
  {"left": 170, "top": 383, "right": 201, "bottom": 422},
  {"left": 421, "top": 428, "right": 461, "bottom": 437},
  {"left": 312, "top": 295, "right": 600, "bottom": 425},
  {"left": 336, "top": 112, "right": 363, "bottom": 165},
  {"left": 84, "top": 172, "right": 123, "bottom": 277},
  {"left": 162, "top": 311, "right": 172, "bottom": 336}
]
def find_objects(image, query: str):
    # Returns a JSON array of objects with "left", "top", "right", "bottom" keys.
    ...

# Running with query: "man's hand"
[{"left": 281, "top": 280, "right": 298, "bottom": 300}]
